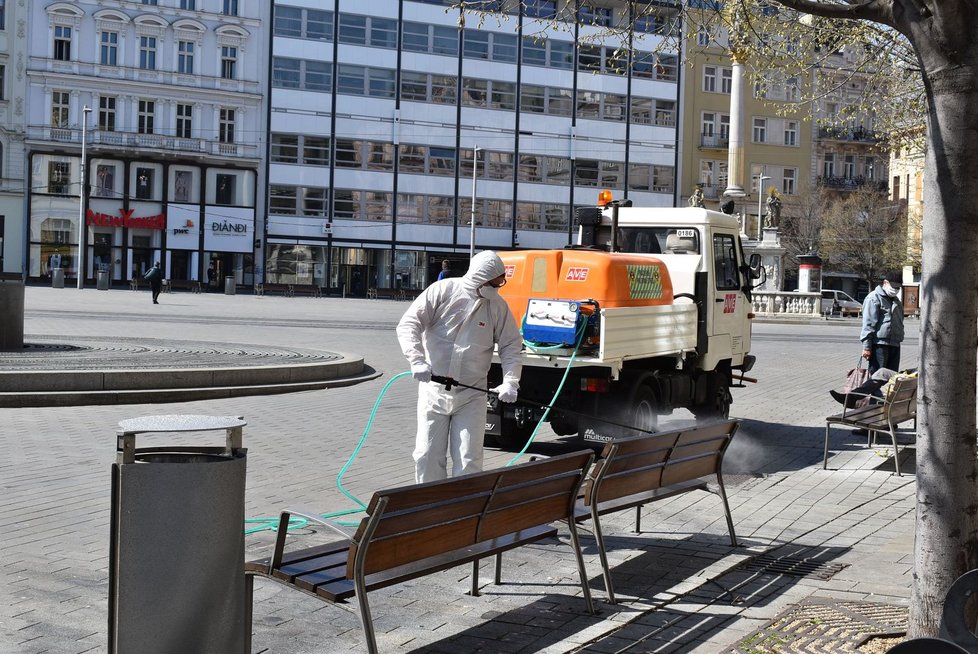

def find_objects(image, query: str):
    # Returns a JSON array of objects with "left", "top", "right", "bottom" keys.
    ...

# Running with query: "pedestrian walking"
[{"left": 144, "top": 261, "right": 163, "bottom": 305}]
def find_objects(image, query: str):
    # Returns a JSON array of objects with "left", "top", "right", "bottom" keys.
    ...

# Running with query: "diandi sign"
[
  {"left": 86, "top": 208, "right": 165, "bottom": 230},
  {"left": 211, "top": 220, "right": 248, "bottom": 235}
]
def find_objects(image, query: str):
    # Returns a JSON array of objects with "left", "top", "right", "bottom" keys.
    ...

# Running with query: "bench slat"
[
  {"left": 661, "top": 455, "right": 721, "bottom": 487},
  {"left": 358, "top": 516, "right": 482, "bottom": 576},
  {"left": 367, "top": 495, "right": 490, "bottom": 540},
  {"left": 480, "top": 494, "right": 575, "bottom": 541}
]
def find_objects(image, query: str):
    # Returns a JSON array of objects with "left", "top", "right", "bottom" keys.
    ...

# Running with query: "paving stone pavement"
[{"left": 0, "top": 287, "right": 925, "bottom": 653}]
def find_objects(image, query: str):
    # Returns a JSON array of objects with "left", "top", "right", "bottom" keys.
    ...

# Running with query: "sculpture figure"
[
  {"left": 688, "top": 186, "right": 705, "bottom": 208},
  {"left": 764, "top": 189, "right": 782, "bottom": 229}
]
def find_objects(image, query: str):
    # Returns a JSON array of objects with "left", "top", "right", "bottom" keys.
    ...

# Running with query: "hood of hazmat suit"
[{"left": 396, "top": 251, "right": 522, "bottom": 415}]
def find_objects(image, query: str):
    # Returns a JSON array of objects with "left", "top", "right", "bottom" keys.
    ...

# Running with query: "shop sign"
[
  {"left": 211, "top": 220, "right": 248, "bottom": 235},
  {"left": 86, "top": 208, "right": 165, "bottom": 230},
  {"left": 173, "top": 219, "right": 194, "bottom": 235}
]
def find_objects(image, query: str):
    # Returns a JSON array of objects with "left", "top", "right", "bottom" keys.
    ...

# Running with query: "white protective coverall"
[{"left": 396, "top": 251, "right": 523, "bottom": 482}]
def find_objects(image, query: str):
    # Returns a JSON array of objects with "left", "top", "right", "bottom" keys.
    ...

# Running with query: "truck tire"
[
  {"left": 691, "top": 371, "right": 731, "bottom": 421},
  {"left": 586, "top": 382, "right": 659, "bottom": 441}
]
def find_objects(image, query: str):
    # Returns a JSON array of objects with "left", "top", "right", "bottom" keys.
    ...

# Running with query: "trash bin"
[
  {"left": 109, "top": 415, "right": 247, "bottom": 654},
  {"left": 224, "top": 275, "right": 235, "bottom": 295},
  {"left": 97, "top": 270, "right": 110, "bottom": 290},
  {"left": 51, "top": 268, "right": 64, "bottom": 288}
]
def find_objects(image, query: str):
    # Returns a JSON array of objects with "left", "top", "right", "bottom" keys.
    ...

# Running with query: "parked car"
[{"left": 821, "top": 289, "right": 862, "bottom": 317}]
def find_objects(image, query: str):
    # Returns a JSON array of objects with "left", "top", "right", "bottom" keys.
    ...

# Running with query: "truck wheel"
[
  {"left": 692, "top": 373, "right": 731, "bottom": 421},
  {"left": 598, "top": 383, "right": 659, "bottom": 439}
]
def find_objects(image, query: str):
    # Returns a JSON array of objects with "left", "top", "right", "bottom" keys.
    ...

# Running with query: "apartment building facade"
[
  {"left": 678, "top": 22, "right": 813, "bottom": 237},
  {"left": 266, "top": 0, "right": 681, "bottom": 294},
  {"left": 0, "top": 0, "right": 28, "bottom": 275},
  {"left": 25, "top": 0, "right": 266, "bottom": 287}
]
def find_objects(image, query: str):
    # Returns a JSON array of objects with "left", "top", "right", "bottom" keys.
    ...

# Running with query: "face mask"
[
  {"left": 478, "top": 285, "right": 500, "bottom": 300},
  {"left": 883, "top": 285, "right": 899, "bottom": 297}
]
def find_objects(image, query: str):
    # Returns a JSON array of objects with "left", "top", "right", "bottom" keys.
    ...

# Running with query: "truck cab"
[{"left": 579, "top": 205, "right": 756, "bottom": 373}]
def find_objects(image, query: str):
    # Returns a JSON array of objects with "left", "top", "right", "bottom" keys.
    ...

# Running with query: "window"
[
  {"left": 303, "top": 187, "right": 327, "bottom": 215},
  {"left": 274, "top": 6, "right": 302, "bottom": 36},
  {"left": 462, "top": 78, "right": 487, "bottom": 107},
  {"left": 403, "top": 22, "right": 428, "bottom": 52},
  {"left": 98, "top": 96, "right": 116, "bottom": 131},
  {"left": 370, "top": 17, "right": 397, "bottom": 48},
  {"left": 627, "top": 163, "right": 651, "bottom": 191},
  {"left": 100, "top": 31, "right": 118, "bottom": 66},
  {"left": 464, "top": 30, "right": 489, "bottom": 59},
  {"left": 579, "top": 3, "right": 612, "bottom": 26},
  {"left": 655, "top": 100, "right": 676, "bottom": 127},
  {"left": 701, "top": 112, "right": 716, "bottom": 138},
  {"left": 180, "top": 0, "right": 196, "bottom": 9},
  {"left": 697, "top": 26, "right": 710, "bottom": 46},
  {"left": 492, "top": 33, "right": 518, "bottom": 63},
  {"left": 135, "top": 167, "right": 153, "bottom": 200},
  {"left": 216, "top": 174, "right": 235, "bottom": 205},
  {"left": 222, "top": 0, "right": 238, "bottom": 17},
  {"left": 337, "top": 65, "right": 365, "bottom": 95},
  {"left": 51, "top": 91, "right": 70, "bottom": 128},
  {"left": 221, "top": 46, "right": 237, "bottom": 80},
  {"left": 525, "top": 0, "right": 557, "bottom": 18},
  {"left": 138, "top": 100, "right": 155, "bottom": 134},
  {"left": 721, "top": 67, "right": 733, "bottom": 93},
  {"left": 48, "top": 161, "right": 70, "bottom": 194},
  {"left": 844, "top": 154, "right": 856, "bottom": 179},
  {"left": 782, "top": 168, "right": 796, "bottom": 195},
  {"left": 366, "top": 142, "right": 394, "bottom": 170},
  {"left": 170, "top": 170, "right": 191, "bottom": 202},
  {"left": 522, "top": 37, "right": 547, "bottom": 66},
  {"left": 334, "top": 140, "right": 363, "bottom": 168},
  {"left": 271, "top": 134, "right": 299, "bottom": 163},
  {"left": 271, "top": 57, "right": 300, "bottom": 88},
  {"left": 0, "top": 65, "right": 4, "bottom": 101},
  {"left": 367, "top": 68, "right": 395, "bottom": 98},
  {"left": 713, "top": 233, "right": 739, "bottom": 290},
  {"left": 54, "top": 26, "right": 72, "bottom": 61},
  {"left": 652, "top": 165, "right": 674, "bottom": 193},
  {"left": 400, "top": 72, "right": 427, "bottom": 102},
  {"left": 784, "top": 120, "right": 797, "bottom": 146},
  {"left": 490, "top": 81, "right": 516, "bottom": 110},
  {"left": 703, "top": 65, "right": 716, "bottom": 92},
  {"left": 338, "top": 14, "right": 366, "bottom": 44},
  {"left": 0, "top": 0, "right": 5, "bottom": 30},
  {"left": 139, "top": 36, "right": 157, "bottom": 70},
  {"left": 823, "top": 154, "right": 835, "bottom": 177},
  {"left": 219, "top": 109, "right": 235, "bottom": 143},
  {"left": 142, "top": 0, "right": 158, "bottom": 4},
  {"left": 175, "top": 103, "right": 192, "bottom": 138},
  {"left": 178, "top": 40, "right": 194, "bottom": 74},
  {"left": 752, "top": 118, "right": 767, "bottom": 143},
  {"left": 303, "top": 136, "right": 329, "bottom": 165},
  {"left": 96, "top": 164, "right": 116, "bottom": 198}
]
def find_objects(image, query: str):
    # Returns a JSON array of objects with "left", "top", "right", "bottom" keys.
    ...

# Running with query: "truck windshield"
[{"left": 595, "top": 226, "right": 700, "bottom": 255}]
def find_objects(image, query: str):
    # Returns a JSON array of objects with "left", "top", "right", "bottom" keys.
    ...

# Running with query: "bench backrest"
[
  {"left": 348, "top": 450, "right": 594, "bottom": 577},
  {"left": 583, "top": 420, "right": 738, "bottom": 507},
  {"left": 885, "top": 376, "right": 917, "bottom": 424}
]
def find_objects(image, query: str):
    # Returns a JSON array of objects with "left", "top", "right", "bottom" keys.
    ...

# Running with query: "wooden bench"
[
  {"left": 162, "top": 279, "right": 201, "bottom": 294},
  {"left": 254, "top": 282, "right": 293, "bottom": 297},
  {"left": 368, "top": 287, "right": 405, "bottom": 300},
  {"left": 291, "top": 283, "right": 322, "bottom": 297},
  {"left": 575, "top": 419, "right": 739, "bottom": 604},
  {"left": 824, "top": 374, "right": 917, "bottom": 476},
  {"left": 244, "top": 450, "right": 596, "bottom": 654}
]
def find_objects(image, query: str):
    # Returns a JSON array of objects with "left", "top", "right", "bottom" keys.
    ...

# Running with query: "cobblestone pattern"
[{"left": 0, "top": 288, "right": 924, "bottom": 653}]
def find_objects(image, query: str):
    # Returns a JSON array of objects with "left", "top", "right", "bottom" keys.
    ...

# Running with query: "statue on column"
[
  {"left": 764, "top": 188, "right": 782, "bottom": 229},
  {"left": 688, "top": 185, "right": 705, "bottom": 208}
]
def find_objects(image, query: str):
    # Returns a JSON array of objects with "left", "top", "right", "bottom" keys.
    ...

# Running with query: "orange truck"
[{"left": 485, "top": 196, "right": 762, "bottom": 449}]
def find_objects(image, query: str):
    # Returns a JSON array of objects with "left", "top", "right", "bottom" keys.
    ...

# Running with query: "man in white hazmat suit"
[{"left": 396, "top": 250, "right": 523, "bottom": 482}]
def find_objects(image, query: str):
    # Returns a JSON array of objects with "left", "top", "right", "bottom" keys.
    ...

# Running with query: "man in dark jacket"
[
  {"left": 144, "top": 262, "right": 163, "bottom": 305},
  {"left": 860, "top": 271, "right": 905, "bottom": 373}
]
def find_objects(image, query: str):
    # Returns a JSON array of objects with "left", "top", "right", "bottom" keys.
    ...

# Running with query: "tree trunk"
[{"left": 910, "top": 69, "right": 978, "bottom": 637}]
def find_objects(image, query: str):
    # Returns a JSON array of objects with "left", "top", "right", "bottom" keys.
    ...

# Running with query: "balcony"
[
  {"left": 817, "top": 176, "right": 888, "bottom": 192},
  {"left": 700, "top": 133, "right": 729, "bottom": 149},
  {"left": 27, "top": 125, "right": 260, "bottom": 160},
  {"left": 817, "top": 126, "right": 879, "bottom": 142}
]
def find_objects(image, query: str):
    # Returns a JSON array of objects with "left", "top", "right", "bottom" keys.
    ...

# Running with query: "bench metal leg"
[
  {"left": 634, "top": 505, "right": 642, "bottom": 533},
  {"left": 354, "top": 582, "right": 379, "bottom": 654},
  {"left": 470, "top": 560, "right": 481, "bottom": 596},
  {"left": 589, "top": 510, "right": 617, "bottom": 604},
  {"left": 494, "top": 553, "right": 502, "bottom": 585},
  {"left": 567, "top": 520, "right": 596, "bottom": 614},
  {"left": 889, "top": 427, "right": 901, "bottom": 476},
  {"left": 823, "top": 423, "right": 832, "bottom": 470},
  {"left": 715, "top": 472, "right": 738, "bottom": 547},
  {"left": 244, "top": 574, "right": 254, "bottom": 654}
]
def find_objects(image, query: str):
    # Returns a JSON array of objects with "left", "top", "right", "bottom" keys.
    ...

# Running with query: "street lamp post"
[
  {"left": 469, "top": 145, "right": 480, "bottom": 259},
  {"left": 77, "top": 105, "right": 91, "bottom": 290},
  {"left": 756, "top": 175, "right": 770, "bottom": 241}
]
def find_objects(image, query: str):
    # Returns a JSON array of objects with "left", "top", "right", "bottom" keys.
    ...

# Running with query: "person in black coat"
[{"left": 144, "top": 262, "right": 163, "bottom": 304}]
